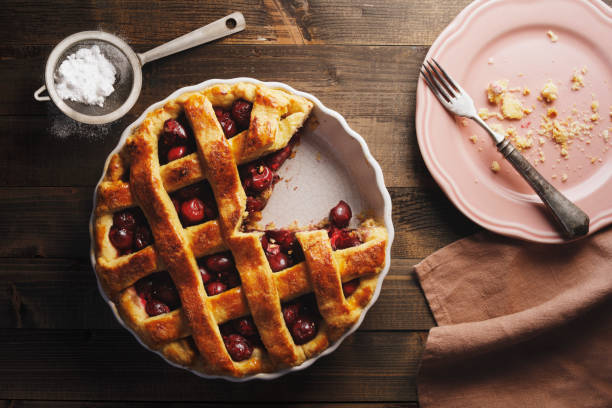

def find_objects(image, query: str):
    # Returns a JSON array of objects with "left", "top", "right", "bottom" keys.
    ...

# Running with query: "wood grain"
[
  {"left": 0, "top": 329, "right": 426, "bottom": 402},
  {"left": 0, "top": 403, "right": 418, "bottom": 408},
  {"left": 0, "top": 0, "right": 546, "bottom": 404},
  {"left": 0, "top": 258, "right": 435, "bottom": 330},
  {"left": 0, "top": 187, "right": 476, "bottom": 260},
  {"left": 2, "top": 44, "right": 430, "bottom": 190},
  {"left": 0, "top": 0, "right": 473, "bottom": 47}
]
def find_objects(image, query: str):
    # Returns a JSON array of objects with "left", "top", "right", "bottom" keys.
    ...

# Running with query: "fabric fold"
[{"left": 416, "top": 228, "right": 612, "bottom": 408}]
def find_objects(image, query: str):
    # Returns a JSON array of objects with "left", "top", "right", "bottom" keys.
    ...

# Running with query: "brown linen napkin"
[{"left": 415, "top": 228, "right": 612, "bottom": 408}]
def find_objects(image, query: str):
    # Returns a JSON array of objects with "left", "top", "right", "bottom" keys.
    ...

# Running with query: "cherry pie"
[{"left": 93, "top": 82, "right": 388, "bottom": 377}]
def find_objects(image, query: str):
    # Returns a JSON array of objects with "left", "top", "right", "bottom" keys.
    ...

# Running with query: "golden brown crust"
[{"left": 93, "top": 82, "right": 388, "bottom": 377}]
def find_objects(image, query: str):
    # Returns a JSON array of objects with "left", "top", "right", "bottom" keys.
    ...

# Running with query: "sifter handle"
[
  {"left": 34, "top": 85, "right": 51, "bottom": 101},
  {"left": 137, "top": 12, "right": 245, "bottom": 66}
]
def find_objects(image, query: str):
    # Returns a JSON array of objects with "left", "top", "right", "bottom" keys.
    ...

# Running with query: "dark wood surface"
[{"left": 0, "top": 0, "right": 556, "bottom": 405}]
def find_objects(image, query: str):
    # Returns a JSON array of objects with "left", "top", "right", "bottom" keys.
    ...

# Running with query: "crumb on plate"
[
  {"left": 501, "top": 94, "right": 526, "bottom": 119},
  {"left": 547, "top": 30, "right": 559, "bottom": 42},
  {"left": 571, "top": 70, "right": 585, "bottom": 90},
  {"left": 541, "top": 80, "right": 558, "bottom": 102},
  {"left": 487, "top": 79, "right": 508, "bottom": 104},
  {"left": 491, "top": 160, "right": 501, "bottom": 173}
]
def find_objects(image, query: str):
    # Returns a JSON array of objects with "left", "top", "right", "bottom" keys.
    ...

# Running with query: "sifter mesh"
[{"left": 52, "top": 39, "right": 134, "bottom": 116}]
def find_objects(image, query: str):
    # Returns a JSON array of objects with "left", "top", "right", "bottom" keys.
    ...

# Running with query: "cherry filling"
[
  {"left": 170, "top": 181, "right": 218, "bottom": 227},
  {"left": 219, "top": 315, "right": 261, "bottom": 361},
  {"left": 261, "top": 230, "right": 303, "bottom": 272},
  {"left": 327, "top": 201, "right": 362, "bottom": 251},
  {"left": 282, "top": 295, "right": 320, "bottom": 345},
  {"left": 109, "top": 208, "right": 154, "bottom": 254},
  {"left": 342, "top": 278, "right": 360, "bottom": 298},
  {"left": 240, "top": 137, "right": 297, "bottom": 215},
  {"left": 135, "top": 272, "right": 181, "bottom": 317},
  {"left": 199, "top": 252, "right": 241, "bottom": 296},
  {"left": 214, "top": 99, "right": 253, "bottom": 138},
  {"left": 158, "top": 117, "right": 196, "bottom": 165}
]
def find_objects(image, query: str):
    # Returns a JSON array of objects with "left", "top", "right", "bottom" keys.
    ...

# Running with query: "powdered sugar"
[{"left": 54, "top": 45, "right": 117, "bottom": 107}]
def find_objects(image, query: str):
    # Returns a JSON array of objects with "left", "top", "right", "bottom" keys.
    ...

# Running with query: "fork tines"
[{"left": 420, "top": 59, "right": 459, "bottom": 102}]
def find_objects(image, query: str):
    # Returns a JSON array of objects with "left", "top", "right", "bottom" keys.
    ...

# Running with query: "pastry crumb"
[
  {"left": 591, "top": 100, "right": 599, "bottom": 113},
  {"left": 469, "top": 134, "right": 478, "bottom": 144},
  {"left": 547, "top": 30, "right": 559, "bottom": 42},
  {"left": 488, "top": 57, "right": 495, "bottom": 65},
  {"left": 541, "top": 80, "right": 558, "bottom": 102},
  {"left": 501, "top": 94, "right": 525, "bottom": 119},
  {"left": 561, "top": 173, "right": 568, "bottom": 182},
  {"left": 547, "top": 108, "right": 558, "bottom": 118},
  {"left": 487, "top": 79, "right": 508, "bottom": 104},
  {"left": 490, "top": 160, "right": 501, "bottom": 173},
  {"left": 571, "top": 70, "right": 585, "bottom": 90},
  {"left": 522, "top": 87, "right": 531, "bottom": 96},
  {"left": 514, "top": 133, "right": 533, "bottom": 150}
]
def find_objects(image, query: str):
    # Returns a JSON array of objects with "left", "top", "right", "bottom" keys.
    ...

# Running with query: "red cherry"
[
  {"left": 246, "top": 196, "right": 265, "bottom": 213},
  {"left": 135, "top": 278, "right": 154, "bottom": 300},
  {"left": 134, "top": 225, "right": 152, "bottom": 250},
  {"left": 167, "top": 145, "right": 187, "bottom": 162},
  {"left": 342, "top": 279, "right": 360, "bottom": 297},
  {"left": 266, "top": 251, "right": 291, "bottom": 272},
  {"left": 215, "top": 108, "right": 237, "bottom": 138},
  {"left": 330, "top": 230, "right": 361, "bottom": 251},
  {"left": 245, "top": 164, "right": 274, "bottom": 194},
  {"left": 109, "top": 226, "right": 134, "bottom": 250},
  {"left": 113, "top": 211, "right": 136, "bottom": 230},
  {"left": 180, "top": 198, "right": 206, "bottom": 225},
  {"left": 265, "top": 145, "right": 292, "bottom": 171},
  {"left": 264, "top": 242, "right": 281, "bottom": 257},
  {"left": 162, "top": 119, "right": 188, "bottom": 147},
  {"left": 231, "top": 99, "right": 253, "bottom": 129},
  {"left": 233, "top": 316, "right": 257, "bottom": 337},
  {"left": 153, "top": 286, "right": 179, "bottom": 309},
  {"left": 218, "top": 269, "right": 240, "bottom": 288},
  {"left": 266, "top": 230, "right": 296, "bottom": 252},
  {"left": 329, "top": 200, "right": 352, "bottom": 228},
  {"left": 291, "top": 317, "right": 317, "bottom": 345},
  {"left": 282, "top": 303, "right": 300, "bottom": 327},
  {"left": 205, "top": 253, "right": 234, "bottom": 273},
  {"left": 199, "top": 266, "right": 214, "bottom": 285},
  {"left": 224, "top": 334, "right": 253, "bottom": 361},
  {"left": 146, "top": 299, "right": 170, "bottom": 316},
  {"left": 205, "top": 281, "right": 227, "bottom": 296}
]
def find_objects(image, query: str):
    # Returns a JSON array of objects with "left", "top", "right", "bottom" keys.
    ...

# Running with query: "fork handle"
[{"left": 497, "top": 140, "right": 589, "bottom": 239}]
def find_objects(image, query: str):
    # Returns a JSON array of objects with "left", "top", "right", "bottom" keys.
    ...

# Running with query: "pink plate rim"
[{"left": 415, "top": 0, "right": 612, "bottom": 243}]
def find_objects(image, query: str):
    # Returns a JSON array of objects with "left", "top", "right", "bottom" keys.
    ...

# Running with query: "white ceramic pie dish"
[{"left": 88, "top": 77, "right": 394, "bottom": 381}]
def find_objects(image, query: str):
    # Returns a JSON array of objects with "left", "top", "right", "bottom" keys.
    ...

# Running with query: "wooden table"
[{"left": 1, "top": 1, "right": 497, "bottom": 406}]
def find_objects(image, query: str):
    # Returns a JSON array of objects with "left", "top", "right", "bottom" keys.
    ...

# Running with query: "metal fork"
[{"left": 421, "top": 59, "right": 589, "bottom": 239}]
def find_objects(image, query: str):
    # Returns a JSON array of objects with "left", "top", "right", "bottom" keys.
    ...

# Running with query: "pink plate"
[{"left": 416, "top": 0, "right": 612, "bottom": 243}]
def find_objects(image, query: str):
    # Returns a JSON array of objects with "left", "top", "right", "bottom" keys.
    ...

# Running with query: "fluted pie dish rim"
[{"left": 88, "top": 77, "right": 394, "bottom": 381}]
